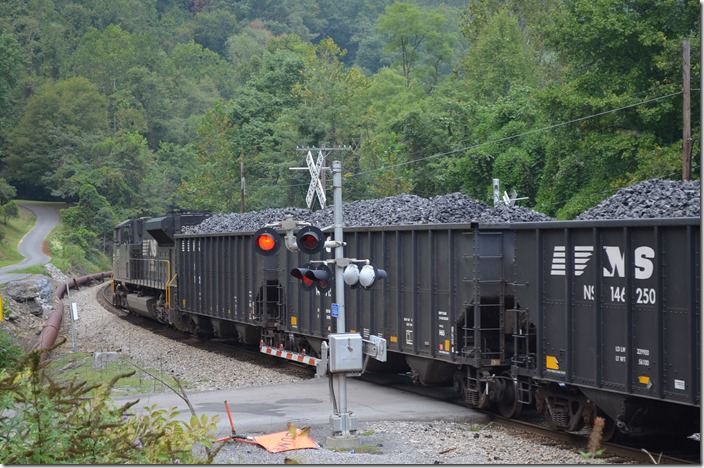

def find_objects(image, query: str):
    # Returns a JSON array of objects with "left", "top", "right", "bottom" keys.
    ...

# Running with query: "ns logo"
[{"left": 550, "top": 245, "right": 655, "bottom": 280}]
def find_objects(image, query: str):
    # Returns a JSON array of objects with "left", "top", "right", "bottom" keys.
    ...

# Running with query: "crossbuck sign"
[{"left": 305, "top": 150, "right": 326, "bottom": 209}]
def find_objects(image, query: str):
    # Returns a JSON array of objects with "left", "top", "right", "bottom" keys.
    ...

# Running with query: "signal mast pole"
[
  {"left": 272, "top": 147, "right": 383, "bottom": 448},
  {"left": 327, "top": 160, "right": 360, "bottom": 448}
]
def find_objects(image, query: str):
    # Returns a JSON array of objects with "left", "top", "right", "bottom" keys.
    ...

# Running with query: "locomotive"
[{"left": 112, "top": 211, "right": 700, "bottom": 440}]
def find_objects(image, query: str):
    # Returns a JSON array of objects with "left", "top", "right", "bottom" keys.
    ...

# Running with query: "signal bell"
[
  {"left": 343, "top": 263, "right": 387, "bottom": 289},
  {"left": 296, "top": 225, "right": 325, "bottom": 255},
  {"left": 254, "top": 227, "right": 280, "bottom": 256}
]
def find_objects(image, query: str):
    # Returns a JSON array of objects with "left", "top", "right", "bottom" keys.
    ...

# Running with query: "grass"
[
  {"left": 47, "top": 351, "right": 194, "bottom": 396},
  {"left": 0, "top": 204, "right": 36, "bottom": 268},
  {"left": 0, "top": 200, "right": 110, "bottom": 278}
]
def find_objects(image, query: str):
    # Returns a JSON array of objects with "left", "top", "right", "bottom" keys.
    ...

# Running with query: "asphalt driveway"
[{"left": 0, "top": 203, "right": 62, "bottom": 284}]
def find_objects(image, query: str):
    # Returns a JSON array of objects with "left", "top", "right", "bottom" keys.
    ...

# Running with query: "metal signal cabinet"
[{"left": 509, "top": 218, "right": 700, "bottom": 429}]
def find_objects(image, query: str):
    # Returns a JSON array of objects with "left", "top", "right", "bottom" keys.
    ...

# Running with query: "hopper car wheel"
[
  {"left": 496, "top": 372, "right": 522, "bottom": 419},
  {"left": 544, "top": 405, "right": 560, "bottom": 431}
]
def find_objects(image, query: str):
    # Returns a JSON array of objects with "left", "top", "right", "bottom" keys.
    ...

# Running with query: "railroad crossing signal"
[
  {"left": 290, "top": 263, "right": 316, "bottom": 291},
  {"left": 305, "top": 150, "right": 326, "bottom": 209},
  {"left": 253, "top": 227, "right": 281, "bottom": 256},
  {"left": 253, "top": 222, "right": 386, "bottom": 292},
  {"left": 296, "top": 225, "right": 326, "bottom": 255},
  {"left": 290, "top": 263, "right": 333, "bottom": 293}
]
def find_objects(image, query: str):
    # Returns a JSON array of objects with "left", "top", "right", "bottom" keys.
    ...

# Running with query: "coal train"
[{"left": 111, "top": 211, "right": 700, "bottom": 440}]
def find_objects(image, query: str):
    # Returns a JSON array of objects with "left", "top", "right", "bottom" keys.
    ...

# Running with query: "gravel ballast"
[{"left": 53, "top": 284, "right": 633, "bottom": 464}]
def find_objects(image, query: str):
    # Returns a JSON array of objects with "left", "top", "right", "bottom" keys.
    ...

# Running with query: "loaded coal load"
[
  {"left": 576, "top": 178, "right": 700, "bottom": 220},
  {"left": 187, "top": 193, "right": 553, "bottom": 234}
]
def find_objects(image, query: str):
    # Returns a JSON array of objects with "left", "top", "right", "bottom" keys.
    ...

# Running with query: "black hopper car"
[{"left": 112, "top": 212, "right": 700, "bottom": 440}]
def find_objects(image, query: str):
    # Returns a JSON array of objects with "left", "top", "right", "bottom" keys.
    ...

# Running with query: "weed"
[
  {"left": 578, "top": 416, "right": 606, "bottom": 461},
  {"left": 0, "top": 339, "right": 221, "bottom": 464}
]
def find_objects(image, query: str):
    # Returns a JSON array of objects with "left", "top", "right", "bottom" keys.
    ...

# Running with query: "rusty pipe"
[{"left": 34, "top": 271, "right": 112, "bottom": 353}]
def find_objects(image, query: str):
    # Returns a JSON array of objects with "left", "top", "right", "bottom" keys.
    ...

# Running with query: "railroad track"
[
  {"left": 359, "top": 372, "right": 699, "bottom": 464},
  {"left": 97, "top": 284, "right": 699, "bottom": 464},
  {"left": 96, "top": 284, "right": 314, "bottom": 378},
  {"left": 492, "top": 414, "right": 699, "bottom": 465}
]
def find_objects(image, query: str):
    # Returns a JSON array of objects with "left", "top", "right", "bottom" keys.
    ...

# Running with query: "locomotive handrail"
[{"left": 166, "top": 272, "right": 177, "bottom": 310}]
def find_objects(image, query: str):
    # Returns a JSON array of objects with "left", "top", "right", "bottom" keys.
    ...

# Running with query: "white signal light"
[
  {"left": 359, "top": 264, "right": 387, "bottom": 289},
  {"left": 343, "top": 264, "right": 360, "bottom": 288}
]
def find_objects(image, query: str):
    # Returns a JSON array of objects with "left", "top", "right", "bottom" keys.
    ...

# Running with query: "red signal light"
[
  {"left": 257, "top": 234, "right": 276, "bottom": 251},
  {"left": 253, "top": 227, "right": 281, "bottom": 256},
  {"left": 304, "top": 265, "right": 333, "bottom": 293},
  {"left": 291, "top": 264, "right": 333, "bottom": 293},
  {"left": 296, "top": 225, "right": 325, "bottom": 255},
  {"left": 291, "top": 264, "right": 316, "bottom": 291}
]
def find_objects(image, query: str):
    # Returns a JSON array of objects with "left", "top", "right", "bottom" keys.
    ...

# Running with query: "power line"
[
  {"left": 255, "top": 89, "right": 686, "bottom": 189},
  {"left": 350, "top": 90, "right": 685, "bottom": 178}
]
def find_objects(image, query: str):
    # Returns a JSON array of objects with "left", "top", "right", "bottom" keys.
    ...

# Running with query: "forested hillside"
[{"left": 0, "top": 0, "right": 699, "bottom": 249}]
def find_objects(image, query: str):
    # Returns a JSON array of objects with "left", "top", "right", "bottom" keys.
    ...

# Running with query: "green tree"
[
  {"left": 3, "top": 77, "right": 107, "bottom": 198},
  {"left": 192, "top": 9, "right": 239, "bottom": 57},
  {"left": 178, "top": 104, "right": 238, "bottom": 211},
  {"left": 0, "top": 345, "right": 221, "bottom": 464},
  {"left": 181, "top": 35, "right": 312, "bottom": 211},
  {"left": 460, "top": 8, "right": 540, "bottom": 103},
  {"left": 0, "top": 178, "right": 17, "bottom": 205},
  {"left": 377, "top": 2, "right": 449, "bottom": 87},
  {"left": 225, "top": 25, "right": 272, "bottom": 85},
  {"left": 62, "top": 184, "right": 115, "bottom": 248},
  {"left": 533, "top": 0, "right": 699, "bottom": 217},
  {"left": 1, "top": 201, "right": 18, "bottom": 224},
  {"left": 0, "top": 34, "right": 25, "bottom": 109},
  {"left": 291, "top": 38, "right": 369, "bottom": 146}
]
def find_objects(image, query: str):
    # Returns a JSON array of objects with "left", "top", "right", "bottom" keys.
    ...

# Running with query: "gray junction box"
[{"left": 328, "top": 333, "right": 363, "bottom": 373}]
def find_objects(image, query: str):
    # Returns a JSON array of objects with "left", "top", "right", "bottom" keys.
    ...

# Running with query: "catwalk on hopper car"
[{"left": 111, "top": 210, "right": 700, "bottom": 440}]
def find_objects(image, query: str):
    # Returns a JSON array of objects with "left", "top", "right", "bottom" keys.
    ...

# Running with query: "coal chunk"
[
  {"left": 576, "top": 179, "right": 700, "bottom": 220},
  {"left": 186, "top": 193, "right": 553, "bottom": 234}
]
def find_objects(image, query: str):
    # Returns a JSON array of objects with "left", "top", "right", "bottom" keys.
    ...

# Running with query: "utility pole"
[{"left": 683, "top": 39, "right": 692, "bottom": 180}]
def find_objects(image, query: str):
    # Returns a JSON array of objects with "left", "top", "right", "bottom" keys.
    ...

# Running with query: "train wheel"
[
  {"left": 544, "top": 405, "right": 560, "bottom": 430},
  {"left": 454, "top": 370, "right": 490, "bottom": 409},
  {"left": 496, "top": 372, "right": 522, "bottom": 419}
]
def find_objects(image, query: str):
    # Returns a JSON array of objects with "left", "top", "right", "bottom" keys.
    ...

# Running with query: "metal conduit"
[{"left": 33, "top": 271, "right": 112, "bottom": 353}]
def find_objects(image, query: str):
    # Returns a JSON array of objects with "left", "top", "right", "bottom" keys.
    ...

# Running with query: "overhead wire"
[{"left": 248, "top": 89, "right": 689, "bottom": 192}]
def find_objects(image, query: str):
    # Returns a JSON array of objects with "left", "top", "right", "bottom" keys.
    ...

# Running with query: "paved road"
[
  {"left": 112, "top": 375, "right": 487, "bottom": 440},
  {"left": 0, "top": 203, "right": 62, "bottom": 284}
]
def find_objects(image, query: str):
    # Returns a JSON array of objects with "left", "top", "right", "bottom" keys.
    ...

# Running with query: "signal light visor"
[{"left": 291, "top": 265, "right": 316, "bottom": 291}]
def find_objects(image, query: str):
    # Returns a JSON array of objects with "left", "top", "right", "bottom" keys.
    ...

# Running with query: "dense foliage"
[
  {"left": 0, "top": 340, "right": 221, "bottom": 464},
  {"left": 0, "top": 0, "right": 699, "bottom": 232}
]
